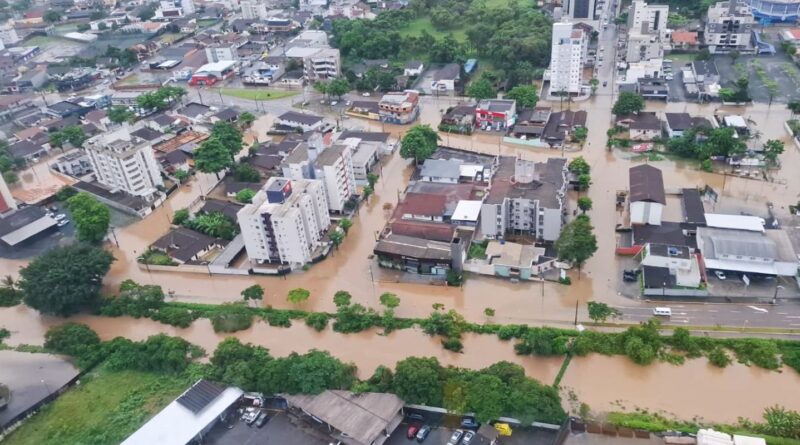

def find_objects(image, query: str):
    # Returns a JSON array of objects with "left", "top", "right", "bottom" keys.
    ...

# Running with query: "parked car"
[
  {"left": 254, "top": 412, "right": 269, "bottom": 428},
  {"left": 462, "top": 431, "right": 476, "bottom": 444},
  {"left": 447, "top": 429, "right": 464, "bottom": 445},
  {"left": 416, "top": 425, "right": 431, "bottom": 442},
  {"left": 55, "top": 214, "right": 67, "bottom": 221},
  {"left": 362, "top": 92, "right": 371, "bottom": 96},
  {"left": 461, "top": 417, "right": 480, "bottom": 430},
  {"left": 603, "top": 81, "right": 608, "bottom": 87},
  {"left": 714, "top": 270, "right": 727, "bottom": 280},
  {"left": 57, "top": 219, "right": 70, "bottom": 227},
  {"left": 330, "top": 100, "right": 338, "bottom": 106},
  {"left": 407, "top": 423, "right": 421, "bottom": 439}
]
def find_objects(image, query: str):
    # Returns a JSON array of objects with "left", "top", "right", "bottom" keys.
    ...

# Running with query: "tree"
[
  {"left": 573, "top": 127, "right": 588, "bottom": 146},
  {"left": 43, "top": 10, "right": 61, "bottom": 22},
  {"left": 787, "top": 100, "right": 800, "bottom": 115},
  {"left": 108, "top": 106, "right": 135, "bottom": 124},
  {"left": 241, "top": 284, "right": 264, "bottom": 305},
  {"left": 392, "top": 357, "right": 443, "bottom": 406},
  {"left": 61, "top": 126, "right": 87, "bottom": 148},
  {"left": 313, "top": 81, "right": 328, "bottom": 97},
  {"left": 577, "top": 173, "right": 592, "bottom": 191},
  {"left": 729, "top": 49, "right": 741, "bottom": 62},
  {"left": 467, "top": 374, "right": 506, "bottom": 422},
  {"left": 287, "top": 288, "right": 310, "bottom": 305},
  {"left": 484, "top": 307, "right": 495, "bottom": 317},
  {"left": 366, "top": 172, "right": 379, "bottom": 189},
  {"left": 555, "top": 215, "right": 597, "bottom": 274},
  {"left": 568, "top": 156, "right": 591, "bottom": 175},
  {"left": 20, "top": 244, "right": 114, "bottom": 316},
  {"left": 339, "top": 218, "right": 353, "bottom": 233},
  {"left": 194, "top": 138, "right": 233, "bottom": 178},
  {"left": 577, "top": 196, "right": 592, "bottom": 213},
  {"left": 210, "top": 121, "right": 244, "bottom": 159},
  {"left": 587, "top": 301, "right": 622, "bottom": 323},
  {"left": 695, "top": 48, "right": 711, "bottom": 61},
  {"left": 174, "top": 169, "right": 190, "bottom": 183},
  {"left": 235, "top": 188, "right": 255, "bottom": 204},
  {"left": 400, "top": 125, "right": 439, "bottom": 164},
  {"left": 333, "top": 290, "right": 352, "bottom": 307},
  {"left": 137, "top": 4, "right": 155, "bottom": 20},
  {"left": 763, "top": 139, "right": 785, "bottom": 164},
  {"left": 233, "top": 163, "right": 261, "bottom": 182},
  {"left": 329, "top": 230, "right": 344, "bottom": 249},
  {"left": 379, "top": 292, "right": 400, "bottom": 309},
  {"left": 589, "top": 78, "right": 599, "bottom": 95},
  {"left": 67, "top": 192, "right": 111, "bottom": 244},
  {"left": 467, "top": 78, "right": 495, "bottom": 100},
  {"left": 612, "top": 92, "right": 645, "bottom": 115},
  {"left": 44, "top": 323, "right": 102, "bottom": 365},
  {"left": 327, "top": 78, "right": 351, "bottom": 98},
  {"left": 238, "top": 111, "right": 255, "bottom": 128},
  {"left": 172, "top": 208, "right": 190, "bottom": 225},
  {"left": 505, "top": 85, "right": 539, "bottom": 107}
]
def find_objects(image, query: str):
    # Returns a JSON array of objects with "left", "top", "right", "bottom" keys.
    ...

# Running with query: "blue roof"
[{"left": 464, "top": 59, "right": 478, "bottom": 73}]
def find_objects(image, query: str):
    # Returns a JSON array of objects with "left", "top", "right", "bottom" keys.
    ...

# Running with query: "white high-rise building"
[
  {"left": 181, "top": 0, "right": 195, "bottom": 14},
  {"left": 241, "top": 0, "right": 268, "bottom": 19},
  {"left": 628, "top": 0, "right": 669, "bottom": 36},
  {"left": 313, "top": 144, "right": 356, "bottom": 213},
  {"left": 238, "top": 178, "right": 331, "bottom": 265},
  {"left": 549, "top": 22, "right": 587, "bottom": 95},
  {"left": 83, "top": 126, "right": 164, "bottom": 200}
]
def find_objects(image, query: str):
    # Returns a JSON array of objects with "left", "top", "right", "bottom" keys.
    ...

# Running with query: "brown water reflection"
[{"left": 561, "top": 355, "right": 800, "bottom": 422}]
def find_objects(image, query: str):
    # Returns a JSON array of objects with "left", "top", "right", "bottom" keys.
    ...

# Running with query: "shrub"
[
  {"left": 150, "top": 306, "right": 195, "bottom": 328},
  {"left": 723, "top": 338, "right": 781, "bottom": 370},
  {"left": 707, "top": 347, "right": 731, "bottom": 368},
  {"left": 104, "top": 334, "right": 203, "bottom": 373},
  {"left": 333, "top": 303, "right": 379, "bottom": 333},
  {"left": 514, "top": 327, "right": 570, "bottom": 356},
  {"left": 0, "top": 287, "right": 22, "bottom": 307},
  {"left": 54, "top": 186, "right": 77, "bottom": 201},
  {"left": 497, "top": 324, "right": 528, "bottom": 340},
  {"left": 99, "top": 280, "right": 165, "bottom": 318},
  {"left": 305, "top": 312, "right": 329, "bottom": 331},
  {"left": 210, "top": 304, "right": 253, "bottom": 333},
  {"left": 265, "top": 310, "right": 292, "bottom": 327},
  {"left": 44, "top": 323, "right": 103, "bottom": 367},
  {"left": 442, "top": 336, "right": 464, "bottom": 352},
  {"left": 172, "top": 209, "right": 190, "bottom": 225}
]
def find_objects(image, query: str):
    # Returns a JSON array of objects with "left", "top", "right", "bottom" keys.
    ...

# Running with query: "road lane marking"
[{"left": 747, "top": 306, "right": 769, "bottom": 313}]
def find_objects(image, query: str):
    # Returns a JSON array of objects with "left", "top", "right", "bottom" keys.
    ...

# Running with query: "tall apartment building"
[
  {"left": 313, "top": 144, "right": 357, "bottom": 213},
  {"left": 83, "top": 126, "right": 164, "bottom": 200},
  {"left": 625, "top": 0, "right": 669, "bottom": 63},
  {"left": 549, "top": 22, "right": 587, "bottom": 95},
  {"left": 705, "top": 0, "right": 756, "bottom": 53},
  {"left": 205, "top": 44, "right": 239, "bottom": 62},
  {"left": 241, "top": 0, "right": 268, "bottom": 19},
  {"left": 480, "top": 157, "right": 568, "bottom": 242},
  {"left": 238, "top": 178, "right": 331, "bottom": 265},
  {"left": 564, "top": 0, "right": 596, "bottom": 20}
]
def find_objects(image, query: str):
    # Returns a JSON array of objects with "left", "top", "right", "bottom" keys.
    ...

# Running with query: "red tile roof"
[
  {"left": 671, "top": 31, "right": 698, "bottom": 45},
  {"left": 397, "top": 192, "right": 447, "bottom": 217}
]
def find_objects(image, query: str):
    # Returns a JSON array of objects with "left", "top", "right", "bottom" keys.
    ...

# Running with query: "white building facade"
[
  {"left": 83, "top": 126, "right": 164, "bottom": 200},
  {"left": 240, "top": 0, "right": 268, "bottom": 19},
  {"left": 549, "top": 22, "right": 587, "bottom": 95},
  {"left": 314, "top": 144, "right": 357, "bottom": 213},
  {"left": 238, "top": 178, "right": 331, "bottom": 265}
]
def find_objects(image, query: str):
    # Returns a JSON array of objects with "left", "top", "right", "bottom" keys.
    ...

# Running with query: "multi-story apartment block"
[
  {"left": 241, "top": 0, "right": 268, "bottom": 19},
  {"left": 480, "top": 157, "right": 568, "bottom": 242},
  {"left": 378, "top": 90, "right": 420, "bottom": 124},
  {"left": 549, "top": 22, "right": 587, "bottom": 95},
  {"left": 625, "top": 0, "right": 669, "bottom": 63},
  {"left": 283, "top": 32, "right": 341, "bottom": 80},
  {"left": 205, "top": 44, "right": 239, "bottom": 63},
  {"left": 564, "top": 0, "right": 596, "bottom": 20},
  {"left": 238, "top": 178, "right": 331, "bottom": 266},
  {"left": 313, "top": 144, "right": 357, "bottom": 213},
  {"left": 83, "top": 126, "right": 164, "bottom": 201},
  {"left": 705, "top": 0, "right": 756, "bottom": 53}
]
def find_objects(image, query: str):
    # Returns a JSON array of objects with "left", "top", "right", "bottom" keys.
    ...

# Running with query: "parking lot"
[{"left": 715, "top": 52, "right": 800, "bottom": 104}]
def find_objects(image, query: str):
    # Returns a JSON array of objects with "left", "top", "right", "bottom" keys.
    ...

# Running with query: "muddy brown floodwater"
[{"left": 1, "top": 305, "right": 798, "bottom": 423}]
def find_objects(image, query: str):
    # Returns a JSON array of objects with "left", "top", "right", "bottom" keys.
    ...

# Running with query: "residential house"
[
  {"left": 637, "top": 78, "right": 670, "bottom": 100},
  {"left": 9, "top": 140, "right": 46, "bottom": 162},
  {"left": 439, "top": 104, "right": 477, "bottom": 135},
  {"left": 665, "top": 112, "right": 712, "bottom": 138},
  {"left": 431, "top": 64, "right": 460, "bottom": 94},
  {"left": 338, "top": 130, "right": 394, "bottom": 155},
  {"left": 404, "top": 61, "right": 424, "bottom": 76},
  {"left": 475, "top": 99, "right": 517, "bottom": 131},
  {"left": 691, "top": 60, "right": 721, "bottom": 84},
  {"left": 629, "top": 164, "right": 665, "bottom": 225},
  {"left": 541, "top": 110, "right": 588, "bottom": 147},
  {"left": 378, "top": 90, "right": 420, "bottom": 124},
  {"left": 616, "top": 112, "right": 663, "bottom": 141},
  {"left": 509, "top": 107, "right": 551, "bottom": 139},
  {"left": 275, "top": 111, "right": 324, "bottom": 132},
  {"left": 150, "top": 227, "right": 225, "bottom": 264},
  {"left": 419, "top": 159, "right": 461, "bottom": 184},
  {"left": 480, "top": 156, "right": 568, "bottom": 242},
  {"left": 671, "top": 31, "right": 699, "bottom": 49},
  {"left": 346, "top": 101, "right": 381, "bottom": 120}
]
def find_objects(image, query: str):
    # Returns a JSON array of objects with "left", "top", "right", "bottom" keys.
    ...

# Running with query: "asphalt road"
[{"left": 617, "top": 300, "right": 800, "bottom": 329}]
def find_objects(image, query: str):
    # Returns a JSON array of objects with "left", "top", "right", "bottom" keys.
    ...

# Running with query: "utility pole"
[{"left": 574, "top": 299, "right": 579, "bottom": 326}]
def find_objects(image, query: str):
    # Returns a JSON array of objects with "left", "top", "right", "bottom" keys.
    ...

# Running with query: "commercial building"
[
  {"left": 747, "top": 0, "right": 800, "bottom": 21},
  {"left": 481, "top": 156, "right": 568, "bottom": 242},
  {"left": 284, "top": 46, "right": 340, "bottom": 80},
  {"left": 549, "top": 22, "right": 587, "bottom": 95},
  {"left": 475, "top": 99, "right": 517, "bottom": 131},
  {"left": 189, "top": 61, "right": 237, "bottom": 86},
  {"left": 629, "top": 164, "right": 665, "bottom": 226},
  {"left": 705, "top": 0, "right": 756, "bottom": 54},
  {"left": 378, "top": 90, "right": 420, "bottom": 124},
  {"left": 83, "top": 126, "right": 164, "bottom": 201},
  {"left": 238, "top": 178, "right": 331, "bottom": 265}
]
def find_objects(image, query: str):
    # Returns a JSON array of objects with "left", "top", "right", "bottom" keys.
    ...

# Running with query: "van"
[{"left": 653, "top": 307, "right": 672, "bottom": 317}]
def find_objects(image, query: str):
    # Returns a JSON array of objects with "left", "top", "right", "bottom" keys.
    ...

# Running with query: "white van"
[{"left": 653, "top": 307, "right": 672, "bottom": 317}]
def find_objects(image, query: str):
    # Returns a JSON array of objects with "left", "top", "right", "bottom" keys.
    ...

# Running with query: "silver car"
[{"left": 447, "top": 429, "right": 464, "bottom": 445}]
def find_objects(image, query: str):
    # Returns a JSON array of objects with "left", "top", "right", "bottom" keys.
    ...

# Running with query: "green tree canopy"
[
  {"left": 587, "top": 301, "right": 622, "bottom": 323},
  {"left": 238, "top": 111, "right": 255, "bottom": 127},
  {"left": 392, "top": 356, "right": 444, "bottom": 406},
  {"left": 467, "top": 78, "right": 495, "bottom": 100},
  {"left": 107, "top": 106, "right": 135, "bottom": 124},
  {"left": 211, "top": 121, "right": 244, "bottom": 158},
  {"left": 241, "top": 284, "right": 264, "bottom": 303},
  {"left": 327, "top": 78, "right": 351, "bottom": 98},
  {"left": 400, "top": 125, "right": 439, "bottom": 164},
  {"left": 568, "top": 156, "right": 591, "bottom": 175},
  {"left": 555, "top": 215, "right": 598, "bottom": 272},
  {"left": 577, "top": 196, "right": 592, "bottom": 213},
  {"left": 20, "top": 244, "right": 114, "bottom": 316},
  {"left": 379, "top": 292, "right": 400, "bottom": 309},
  {"left": 67, "top": 192, "right": 111, "bottom": 243},
  {"left": 333, "top": 290, "right": 352, "bottom": 307},
  {"left": 287, "top": 288, "right": 311, "bottom": 305},
  {"left": 505, "top": 85, "right": 539, "bottom": 108},
  {"left": 763, "top": 139, "right": 785, "bottom": 164},
  {"left": 194, "top": 138, "right": 233, "bottom": 177},
  {"left": 612, "top": 92, "right": 645, "bottom": 115},
  {"left": 235, "top": 188, "right": 255, "bottom": 204}
]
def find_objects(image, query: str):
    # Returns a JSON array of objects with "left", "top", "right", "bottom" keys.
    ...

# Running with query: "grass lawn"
[
  {"left": 2, "top": 367, "right": 190, "bottom": 445},
  {"left": 24, "top": 35, "right": 81, "bottom": 49},
  {"left": 397, "top": 17, "right": 468, "bottom": 42},
  {"left": 219, "top": 88, "right": 298, "bottom": 101},
  {"left": 157, "top": 33, "right": 184, "bottom": 45},
  {"left": 118, "top": 74, "right": 141, "bottom": 85}
]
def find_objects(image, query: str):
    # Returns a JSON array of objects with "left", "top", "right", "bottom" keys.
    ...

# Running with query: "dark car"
[
  {"left": 254, "top": 412, "right": 269, "bottom": 428},
  {"left": 407, "top": 423, "right": 421, "bottom": 439},
  {"left": 460, "top": 417, "right": 480, "bottom": 430},
  {"left": 416, "top": 425, "right": 431, "bottom": 442},
  {"left": 623, "top": 272, "right": 637, "bottom": 282},
  {"left": 406, "top": 413, "right": 425, "bottom": 422},
  {"left": 603, "top": 81, "right": 608, "bottom": 87}
]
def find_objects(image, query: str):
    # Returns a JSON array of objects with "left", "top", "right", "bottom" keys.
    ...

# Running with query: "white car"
[
  {"left": 57, "top": 219, "right": 70, "bottom": 227},
  {"left": 714, "top": 270, "right": 727, "bottom": 280},
  {"left": 54, "top": 214, "right": 67, "bottom": 221},
  {"left": 330, "top": 100, "right": 338, "bottom": 106},
  {"left": 361, "top": 92, "right": 370, "bottom": 97}
]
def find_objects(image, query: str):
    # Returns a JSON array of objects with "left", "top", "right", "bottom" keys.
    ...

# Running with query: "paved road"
[{"left": 617, "top": 300, "right": 800, "bottom": 329}]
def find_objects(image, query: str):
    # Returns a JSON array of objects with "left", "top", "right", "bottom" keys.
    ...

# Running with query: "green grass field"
[
  {"left": 219, "top": 88, "right": 298, "bottom": 101},
  {"left": 2, "top": 367, "right": 190, "bottom": 445},
  {"left": 397, "top": 17, "right": 469, "bottom": 42}
]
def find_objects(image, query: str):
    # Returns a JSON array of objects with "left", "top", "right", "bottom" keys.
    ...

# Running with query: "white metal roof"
[
  {"left": 0, "top": 216, "right": 57, "bottom": 246},
  {"left": 697, "top": 429, "right": 733, "bottom": 445},
  {"left": 121, "top": 386, "right": 243, "bottom": 445},
  {"left": 195, "top": 61, "right": 237, "bottom": 74},
  {"left": 459, "top": 164, "right": 483, "bottom": 178},
  {"left": 452, "top": 200, "right": 482, "bottom": 222},
  {"left": 733, "top": 435, "right": 767, "bottom": 445},
  {"left": 723, "top": 115, "right": 747, "bottom": 128},
  {"left": 704, "top": 213, "right": 765, "bottom": 232}
]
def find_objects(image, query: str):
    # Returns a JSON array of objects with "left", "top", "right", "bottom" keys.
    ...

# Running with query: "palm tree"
[{"left": 1, "top": 275, "right": 15, "bottom": 290}]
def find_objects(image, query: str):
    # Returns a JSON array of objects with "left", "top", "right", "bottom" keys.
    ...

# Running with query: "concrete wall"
[{"left": 630, "top": 201, "right": 662, "bottom": 225}]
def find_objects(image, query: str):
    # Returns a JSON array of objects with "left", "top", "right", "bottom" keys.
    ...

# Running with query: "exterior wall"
[
  {"left": 630, "top": 201, "right": 663, "bottom": 225},
  {"left": 541, "top": 207, "right": 563, "bottom": 242},
  {"left": 241, "top": 0, "right": 268, "bottom": 19},
  {"left": 205, "top": 46, "right": 238, "bottom": 63},
  {"left": 316, "top": 148, "right": 356, "bottom": 213},
  {"left": 550, "top": 23, "right": 585, "bottom": 94},
  {"left": 420, "top": 175, "right": 458, "bottom": 184},
  {"left": 86, "top": 142, "right": 163, "bottom": 199},
  {"left": 630, "top": 128, "right": 661, "bottom": 141},
  {"left": 480, "top": 202, "right": 504, "bottom": 239}
]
